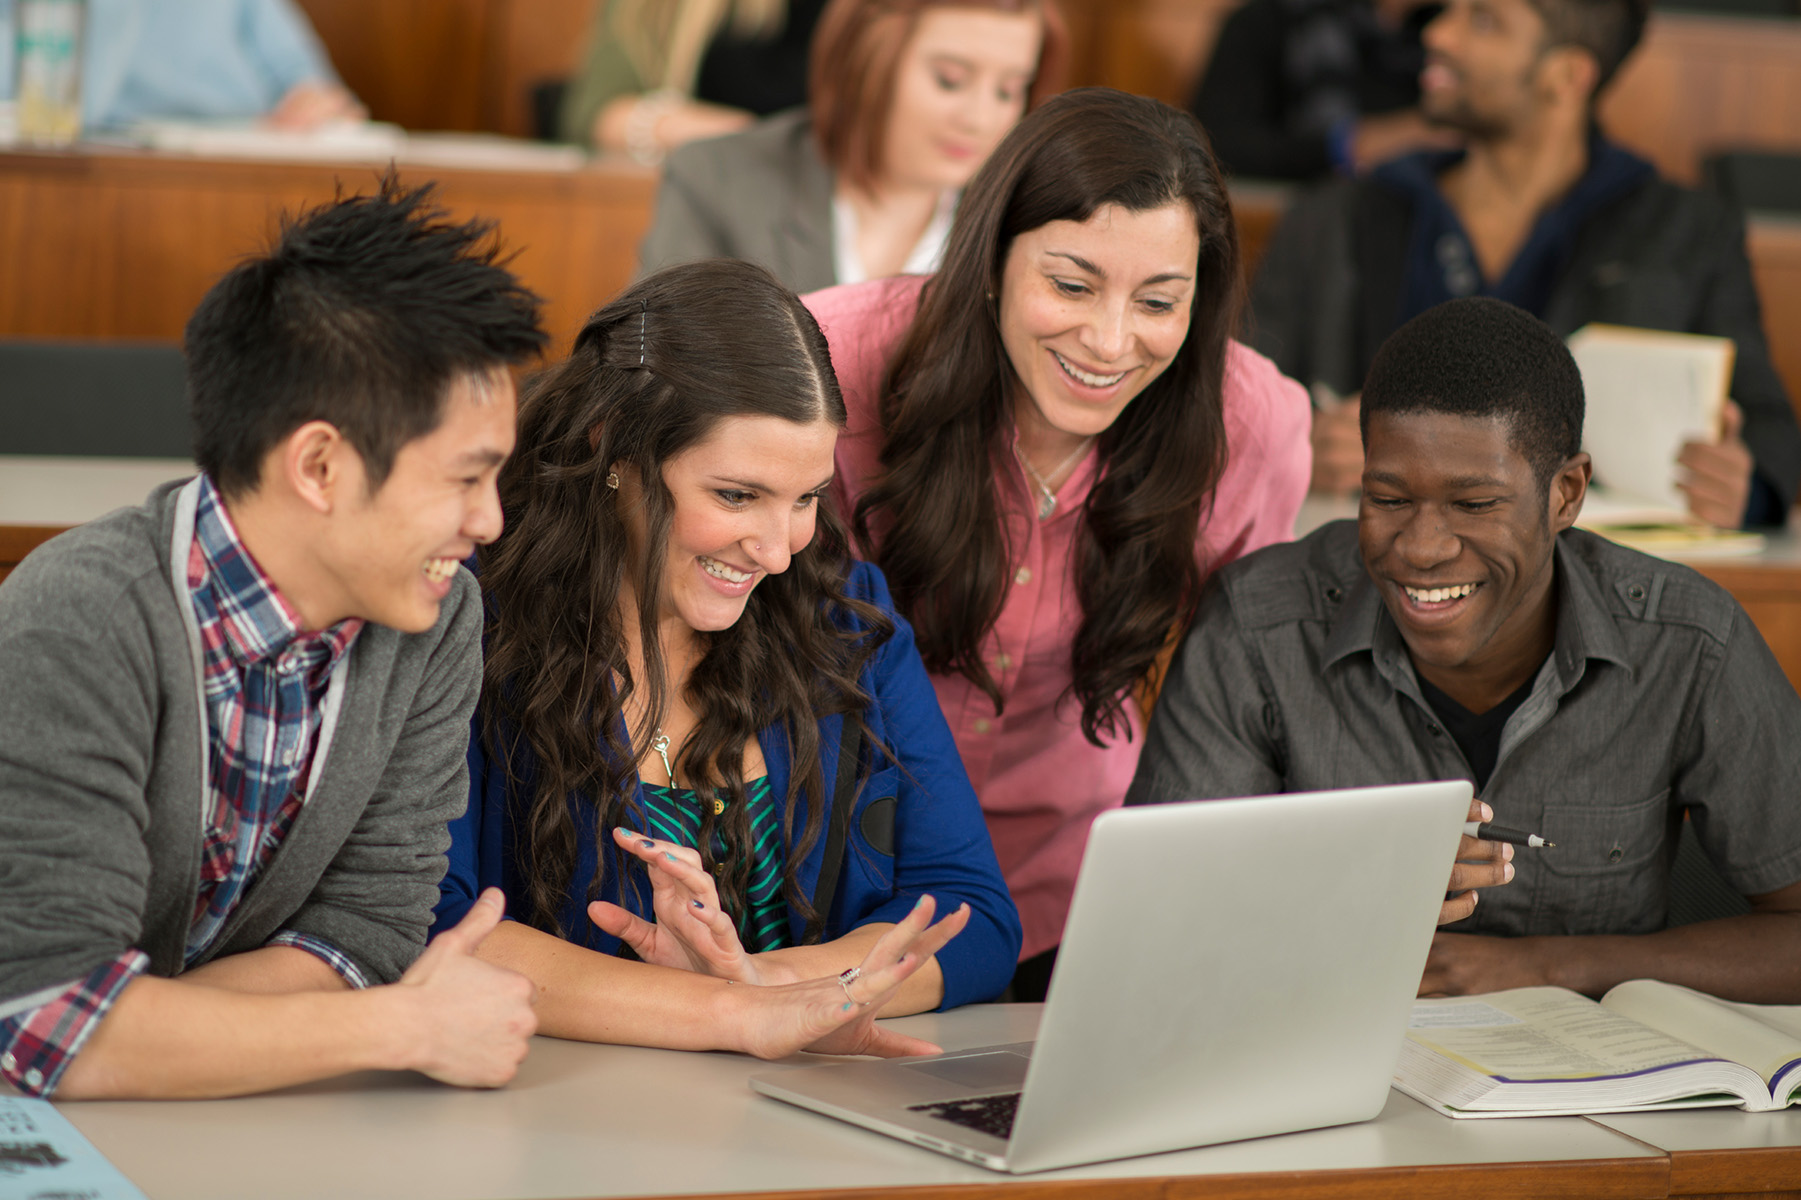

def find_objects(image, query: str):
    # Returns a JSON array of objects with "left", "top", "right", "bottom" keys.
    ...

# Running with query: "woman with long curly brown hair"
[
  {"left": 433, "top": 258, "right": 1019, "bottom": 1057},
  {"left": 807, "top": 88, "right": 1312, "bottom": 1000}
]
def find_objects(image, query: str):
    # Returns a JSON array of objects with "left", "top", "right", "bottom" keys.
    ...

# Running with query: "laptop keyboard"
[{"left": 908, "top": 1092, "right": 1021, "bottom": 1140}]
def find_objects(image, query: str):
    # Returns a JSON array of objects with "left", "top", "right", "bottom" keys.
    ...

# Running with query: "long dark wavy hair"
[
  {"left": 853, "top": 88, "right": 1242, "bottom": 745},
  {"left": 479, "top": 259, "right": 892, "bottom": 939}
]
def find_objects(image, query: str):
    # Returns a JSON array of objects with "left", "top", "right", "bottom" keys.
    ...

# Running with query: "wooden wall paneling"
[
  {"left": 1697, "top": 559, "right": 1801, "bottom": 695},
  {"left": 0, "top": 150, "right": 656, "bottom": 357},
  {"left": 1109, "top": 0, "right": 1241, "bottom": 106},
  {"left": 296, "top": 0, "right": 493, "bottom": 132},
  {"left": 1598, "top": 14, "right": 1801, "bottom": 186},
  {"left": 483, "top": 0, "right": 599, "bottom": 139},
  {"left": 1061, "top": 0, "right": 1240, "bottom": 105},
  {"left": 423, "top": 165, "right": 658, "bottom": 353},
  {"left": 1747, "top": 217, "right": 1801, "bottom": 425},
  {"left": 0, "top": 525, "right": 66, "bottom": 587}
]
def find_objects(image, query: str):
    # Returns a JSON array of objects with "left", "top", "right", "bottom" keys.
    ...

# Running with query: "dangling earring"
[{"left": 606, "top": 471, "right": 620, "bottom": 490}]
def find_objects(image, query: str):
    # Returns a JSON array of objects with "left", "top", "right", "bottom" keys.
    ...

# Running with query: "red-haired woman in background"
[
  {"left": 808, "top": 89, "right": 1312, "bottom": 1000},
  {"left": 637, "top": 0, "right": 1066, "bottom": 293}
]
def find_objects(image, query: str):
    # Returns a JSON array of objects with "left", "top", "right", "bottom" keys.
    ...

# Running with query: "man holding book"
[
  {"left": 1250, "top": 0, "right": 1801, "bottom": 529},
  {"left": 1127, "top": 297, "right": 1801, "bottom": 1002}
]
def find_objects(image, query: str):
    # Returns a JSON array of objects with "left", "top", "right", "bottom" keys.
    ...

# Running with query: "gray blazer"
[
  {"left": 638, "top": 107, "right": 837, "bottom": 294},
  {"left": 0, "top": 478, "right": 482, "bottom": 1010}
]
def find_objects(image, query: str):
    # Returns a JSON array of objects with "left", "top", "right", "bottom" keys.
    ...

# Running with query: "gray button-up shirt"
[{"left": 1126, "top": 520, "right": 1801, "bottom": 938}]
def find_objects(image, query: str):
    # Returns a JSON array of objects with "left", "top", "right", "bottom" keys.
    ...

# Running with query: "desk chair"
[
  {"left": 0, "top": 340, "right": 191, "bottom": 459},
  {"left": 1705, "top": 151, "right": 1801, "bottom": 217}
]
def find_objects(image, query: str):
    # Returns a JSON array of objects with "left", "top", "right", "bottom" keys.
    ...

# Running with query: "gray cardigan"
[
  {"left": 637, "top": 107, "right": 837, "bottom": 294},
  {"left": 0, "top": 478, "right": 482, "bottom": 1011}
]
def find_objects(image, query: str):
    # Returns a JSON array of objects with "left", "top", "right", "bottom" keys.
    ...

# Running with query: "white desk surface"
[
  {"left": 55, "top": 1005, "right": 1660, "bottom": 1200},
  {"left": 0, "top": 455, "right": 194, "bottom": 527},
  {"left": 1593, "top": 1105, "right": 1801, "bottom": 1152}
]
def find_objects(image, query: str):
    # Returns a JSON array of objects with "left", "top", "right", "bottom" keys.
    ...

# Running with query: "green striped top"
[{"left": 637, "top": 776, "right": 793, "bottom": 952}]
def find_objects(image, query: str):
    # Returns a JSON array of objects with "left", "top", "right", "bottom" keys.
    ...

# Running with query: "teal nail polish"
[
  {"left": 841, "top": 1002, "right": 852, "bottom": 1012},
  {"left": 664, "top": 852, "right": 677, "bottom": 862}
]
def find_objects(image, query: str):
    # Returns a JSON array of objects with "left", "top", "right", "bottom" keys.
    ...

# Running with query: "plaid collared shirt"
[{"left": 0, "top": 476, "right": 367, "bottom": 1097}]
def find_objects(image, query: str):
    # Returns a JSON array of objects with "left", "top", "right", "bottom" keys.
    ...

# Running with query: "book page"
[
  {"left": 1568, "top": 325, "right": 1734, "bottom": 513},
  {"left": 1604, "top": 981, "right": 1801, "bottom": 1095},
  {"left": 1407, "top": 989, "right": 1716, "bottom": 1081},
  {"left": 0, "top": 1096, "right": 147, "bottom": 1198}
]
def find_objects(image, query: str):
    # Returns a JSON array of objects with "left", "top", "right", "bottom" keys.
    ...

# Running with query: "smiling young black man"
[{"left": 1127, "top": 297, "right": 1801, "bottom": 1003}]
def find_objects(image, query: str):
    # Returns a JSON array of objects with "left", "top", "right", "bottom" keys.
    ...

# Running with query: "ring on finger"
[{"left": 838, "top": 966, "right": 867, "bottom": 1008}]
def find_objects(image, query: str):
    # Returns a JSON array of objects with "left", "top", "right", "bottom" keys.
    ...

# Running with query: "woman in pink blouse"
[{"left": 805, "top": 88, "right": 1311, "bottom": 998}]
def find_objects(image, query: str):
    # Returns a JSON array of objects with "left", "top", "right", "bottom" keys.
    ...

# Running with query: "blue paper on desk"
[{"left": 0, "top": 1097, "right": 145, "bottom": 1200}]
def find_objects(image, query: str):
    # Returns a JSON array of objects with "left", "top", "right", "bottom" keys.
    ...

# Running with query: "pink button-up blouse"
[{"left": 806, "top": 275, "right": 1311, "bottom": 961}]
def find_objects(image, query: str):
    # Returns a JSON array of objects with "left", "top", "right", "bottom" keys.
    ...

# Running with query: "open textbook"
[{"left": 1396, "top": 981, "right": 1801, "bottom": 1118}]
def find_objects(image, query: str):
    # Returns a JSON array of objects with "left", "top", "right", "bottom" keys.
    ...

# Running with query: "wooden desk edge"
[
  {"left": 0, "top": 524, "right": 70, "bottom": 567},
  {"left": 1667, "top": 1144, "right": 1801, "bottom": 1195},
  {"left": 595, "top": 1156, "right": 1671, "bottom": 1200}
]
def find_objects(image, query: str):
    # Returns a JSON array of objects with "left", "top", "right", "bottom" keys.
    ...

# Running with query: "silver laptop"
[{"left": 752, "top": 780, "right": 1472, "bottom": 1173}]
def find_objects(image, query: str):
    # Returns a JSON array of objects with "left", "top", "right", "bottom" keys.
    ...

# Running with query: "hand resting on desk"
[{"left": 1420, "top": 876, "right": 1801, "bottom": 1002}]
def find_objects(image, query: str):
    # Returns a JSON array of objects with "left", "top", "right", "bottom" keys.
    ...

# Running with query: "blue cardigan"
[{"left": 433, "top": 562, "right": 1021, "bottom": 1009}]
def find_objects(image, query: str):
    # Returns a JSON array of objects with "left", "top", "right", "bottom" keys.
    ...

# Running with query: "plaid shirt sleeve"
[
  {"left": 266, "top": 931, "right": 371, "bottom": 989},
  {"left": 0, "top": 950, "right": 149, "bottom": 1097}
]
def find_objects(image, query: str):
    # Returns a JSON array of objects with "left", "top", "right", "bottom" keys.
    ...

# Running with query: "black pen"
[{"left": 1464, "top": 821, "right": 1555, "bottom": 848}]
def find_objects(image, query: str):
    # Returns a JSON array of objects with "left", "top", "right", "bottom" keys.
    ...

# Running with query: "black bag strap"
[{"left": 807, "top": 715, "right": 862, "bottom": 942}]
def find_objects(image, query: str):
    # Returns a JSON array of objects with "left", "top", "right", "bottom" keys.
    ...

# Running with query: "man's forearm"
[
  {"left": 1539, "top": 912, "right": 1801, "bottom": 1003},
  {"left": 55, "top": 975, "right": 414, "bottom": 1099},
  {"left": 180, "top": 946, "right": 350, "bottom": 994}
]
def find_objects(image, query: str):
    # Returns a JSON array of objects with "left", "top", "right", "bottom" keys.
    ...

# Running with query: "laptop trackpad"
[{"left": 906, "top": 1051, "right": 1031, "bottom": 1091}]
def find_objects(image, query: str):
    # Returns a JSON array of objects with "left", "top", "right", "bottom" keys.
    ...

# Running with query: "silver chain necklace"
[
  {"left": 648, "top": 730, "right": 675, "bottom": 785},
  {"left": 1014, "top": 436, "right": 1095, "bottom": 520}
]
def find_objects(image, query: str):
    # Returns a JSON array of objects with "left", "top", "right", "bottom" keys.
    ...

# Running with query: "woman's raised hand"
[
  {"left": 734, "top": 894, "right": 972, "bottom": 1060},
  {"left": 588, "top": 828, "right": 766, "bottom": 983}
]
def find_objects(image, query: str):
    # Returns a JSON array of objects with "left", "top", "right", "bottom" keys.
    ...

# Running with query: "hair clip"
[{"left": 639, "top": 298, "right": 648, "bottom": 366}]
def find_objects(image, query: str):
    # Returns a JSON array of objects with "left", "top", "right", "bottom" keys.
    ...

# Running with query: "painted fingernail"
[
  {"left": 664, "top": 852, "right": 677, "bottom": 862},
  {"left": 841, "top": 1002, "right": 852, "bottom": 1012},
  {"left": 691, "top": 899, "right": 704, "bottom": 910},
  {"left": 915, "top": 895, "right": 929, "bottom": 909},
  {"left": 640, "top": 839, "right": 654, "bottom": 848}
]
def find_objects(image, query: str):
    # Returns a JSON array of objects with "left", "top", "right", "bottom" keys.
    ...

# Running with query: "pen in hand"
[{"left": 1465, "top": 821, "right": 1555, "bottom": 849}]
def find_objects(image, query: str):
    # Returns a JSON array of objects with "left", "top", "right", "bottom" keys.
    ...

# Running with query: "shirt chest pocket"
[
  {"left": 1531, "top": 789, "right": 1673, "bottom": 935},
  {"left": 846, "top": 766, "right": 900, "bottom": 899}
]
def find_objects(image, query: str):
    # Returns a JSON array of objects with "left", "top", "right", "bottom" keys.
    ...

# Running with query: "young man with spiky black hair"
[
  {"left": 1130, "top": 297, "right": 1801, "bottom": 1002},
  {"left": 0, "top": 178, "right": 547, "bottom": 1098}
]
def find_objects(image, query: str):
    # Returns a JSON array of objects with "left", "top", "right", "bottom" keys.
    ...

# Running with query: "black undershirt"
[{"left": 1415, "top": 666, "right": 1541, "bottom": 793}]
